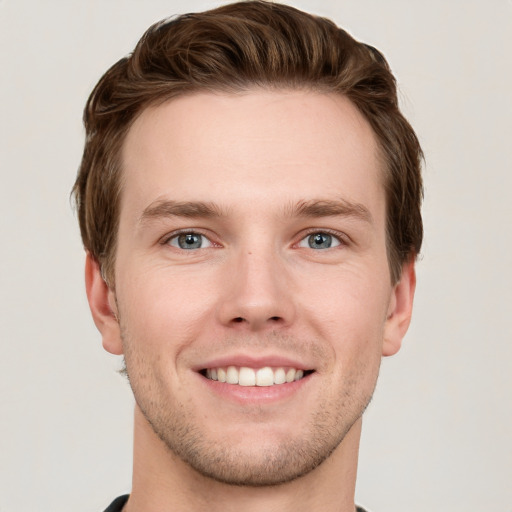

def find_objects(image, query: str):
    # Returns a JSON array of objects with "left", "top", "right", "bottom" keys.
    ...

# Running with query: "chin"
[{"left": 139, "top": 398, "right": 360, "bottom": 487}]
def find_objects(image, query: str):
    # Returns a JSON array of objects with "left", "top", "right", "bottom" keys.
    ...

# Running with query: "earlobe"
[
  {"left": 85, "top": 252, "right": 123, "bottom": 355},
  {"left": 382, "top": 260, "right": 416, "bottom": 357}
]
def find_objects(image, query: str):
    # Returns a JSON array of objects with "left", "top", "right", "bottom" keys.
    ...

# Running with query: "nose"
[{"left": 216, "top": 247, "right": 296, "bottom": 331}]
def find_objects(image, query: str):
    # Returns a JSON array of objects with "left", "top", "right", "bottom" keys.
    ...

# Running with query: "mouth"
[{"left": 199, "top": 366, "right": 314, "bottom": 387}]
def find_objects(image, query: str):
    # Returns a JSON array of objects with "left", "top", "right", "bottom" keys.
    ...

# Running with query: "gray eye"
[
  {"left": 169, "top": 233, "right": 212, "bottom": 250},
  {"left": 298, "top": 232, "right": 341, "bottom": 250},
  {"left": 309, "top": 233, "right": 332, "bottom": 249}
]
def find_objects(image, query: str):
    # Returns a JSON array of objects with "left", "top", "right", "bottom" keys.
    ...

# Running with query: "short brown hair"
[{"left": 73, "top": 0, "right": 423, "bottom": 285}]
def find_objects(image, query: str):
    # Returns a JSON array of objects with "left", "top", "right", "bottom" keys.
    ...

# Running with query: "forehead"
[{"left": 120, "top": 90, "right": 383, "bottom": 218}]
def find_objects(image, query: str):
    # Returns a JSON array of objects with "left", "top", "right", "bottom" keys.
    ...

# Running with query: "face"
[{"left": 88, "top": 90, "right": 415, "bottom": 486}]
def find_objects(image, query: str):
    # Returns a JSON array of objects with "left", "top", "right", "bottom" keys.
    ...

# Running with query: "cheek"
[
  {"left": 300, "top": 266, "right": 391, "bottom": 364},
  {"left": 303, "top": 264, "right": 390, "bottom": 328},
  {"left": 116, "top": 267, "right": 219, "bottom": 352}
]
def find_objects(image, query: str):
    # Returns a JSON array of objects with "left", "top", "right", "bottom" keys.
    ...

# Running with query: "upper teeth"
[{"left": 205, "top": 366, "right": 305, "bottom": 386}]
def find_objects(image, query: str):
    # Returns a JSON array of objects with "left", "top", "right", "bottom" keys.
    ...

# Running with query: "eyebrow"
[
  {"left": 138, "top": 198, "right": 373, "bottom": 224},
  {"left": 289, "top": 199, "right": 373, "bottom": 224},
  {"left": 139, "top": 200, "right": 227, "bottom": 224}
]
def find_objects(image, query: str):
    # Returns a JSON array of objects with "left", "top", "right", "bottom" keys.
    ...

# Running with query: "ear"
[
  {"left": 85, "top": 252, "right": 123, "bottom": 355},
  {"left": 382, "top": 260, "right": 416, "bottom": 357}
]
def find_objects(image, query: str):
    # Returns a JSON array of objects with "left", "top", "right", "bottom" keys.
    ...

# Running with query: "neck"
[{"left": 124, "top": 406, "right": 361, "bottom": 512}]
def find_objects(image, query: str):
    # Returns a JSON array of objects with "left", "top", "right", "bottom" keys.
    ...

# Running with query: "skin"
[{"left": 86, "top": 90, "right": 416, "bottom": 512}]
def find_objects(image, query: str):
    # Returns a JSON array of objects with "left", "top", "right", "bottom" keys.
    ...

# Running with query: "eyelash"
[
  {"left": 159, "top": 229, "right": 213, "bottom": 248},
  {"left": 295, "top": 229, "right": 348, "bottom": 249},
  {"left": 161, "top": 228, "right": 348, "bottom": 251}
]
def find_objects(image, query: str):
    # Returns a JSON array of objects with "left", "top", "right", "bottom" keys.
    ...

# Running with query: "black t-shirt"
[{"left": 103, "top": 495, "right": 369, "bottom": 511}]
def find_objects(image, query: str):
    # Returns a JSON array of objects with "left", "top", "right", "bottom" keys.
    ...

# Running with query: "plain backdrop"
[{"left": 1, "top": 1, "right": 511, "bottom": 511}]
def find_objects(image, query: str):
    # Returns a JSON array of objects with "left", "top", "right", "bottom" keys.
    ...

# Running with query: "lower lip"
[{"left": 197, "top": 372, "right": 313, "bottom": 405}]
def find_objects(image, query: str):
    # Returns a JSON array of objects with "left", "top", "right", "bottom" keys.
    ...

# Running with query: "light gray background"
[{"left": 1, "top": 1, "right": 511, "bottom": 511}]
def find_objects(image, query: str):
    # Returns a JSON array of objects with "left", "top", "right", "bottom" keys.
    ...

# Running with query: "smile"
[{"left": 202, "top": 366, "right": 312, "bottom": 387}]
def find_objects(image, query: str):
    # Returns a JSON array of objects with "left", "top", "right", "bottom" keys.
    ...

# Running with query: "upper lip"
[{"left": 192, "top": 353, "right": 313, "bottom": 372}]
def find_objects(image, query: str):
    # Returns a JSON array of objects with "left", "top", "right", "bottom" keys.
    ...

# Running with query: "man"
[{"left": 73, "top": 1, "right": 423, "bottom": 511}]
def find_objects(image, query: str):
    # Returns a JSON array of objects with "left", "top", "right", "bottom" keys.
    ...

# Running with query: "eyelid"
[
  {"left": 157, "top": 227, "right": 349, "bottom": 249},
  {"left": 295, "top": 228, "right": 350, "bottom": 248},
  {"left": 159, "top": 228, "right": 219, "bottom": 248}
]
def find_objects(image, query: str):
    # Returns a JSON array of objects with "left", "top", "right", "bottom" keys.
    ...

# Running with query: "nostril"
[{"left": 229, "top": 315, "right": 284, "bottom": 326}]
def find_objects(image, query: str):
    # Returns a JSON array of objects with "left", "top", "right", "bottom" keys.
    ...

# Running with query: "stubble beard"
[
  {"left": 120, "top": 325, "right": 379, "bottom": 487},
  {"left": 131, "top": 379, "right": 371, "bottom": 487}
]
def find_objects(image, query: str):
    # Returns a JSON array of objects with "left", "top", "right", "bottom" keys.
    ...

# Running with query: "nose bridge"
[{"left": 218, "top": 240, "right": 295, "bottom": 330}]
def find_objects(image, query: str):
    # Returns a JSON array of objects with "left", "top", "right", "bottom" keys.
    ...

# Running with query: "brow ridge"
[
  {"left": 139, "top": 200, "right": 226, "bottom": 224},
  {"left": 139, "top": 198, "right": 372, "bottom": 224},
  {"left": 290, "top": 199, "right": 373, "bottom": 223}
]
